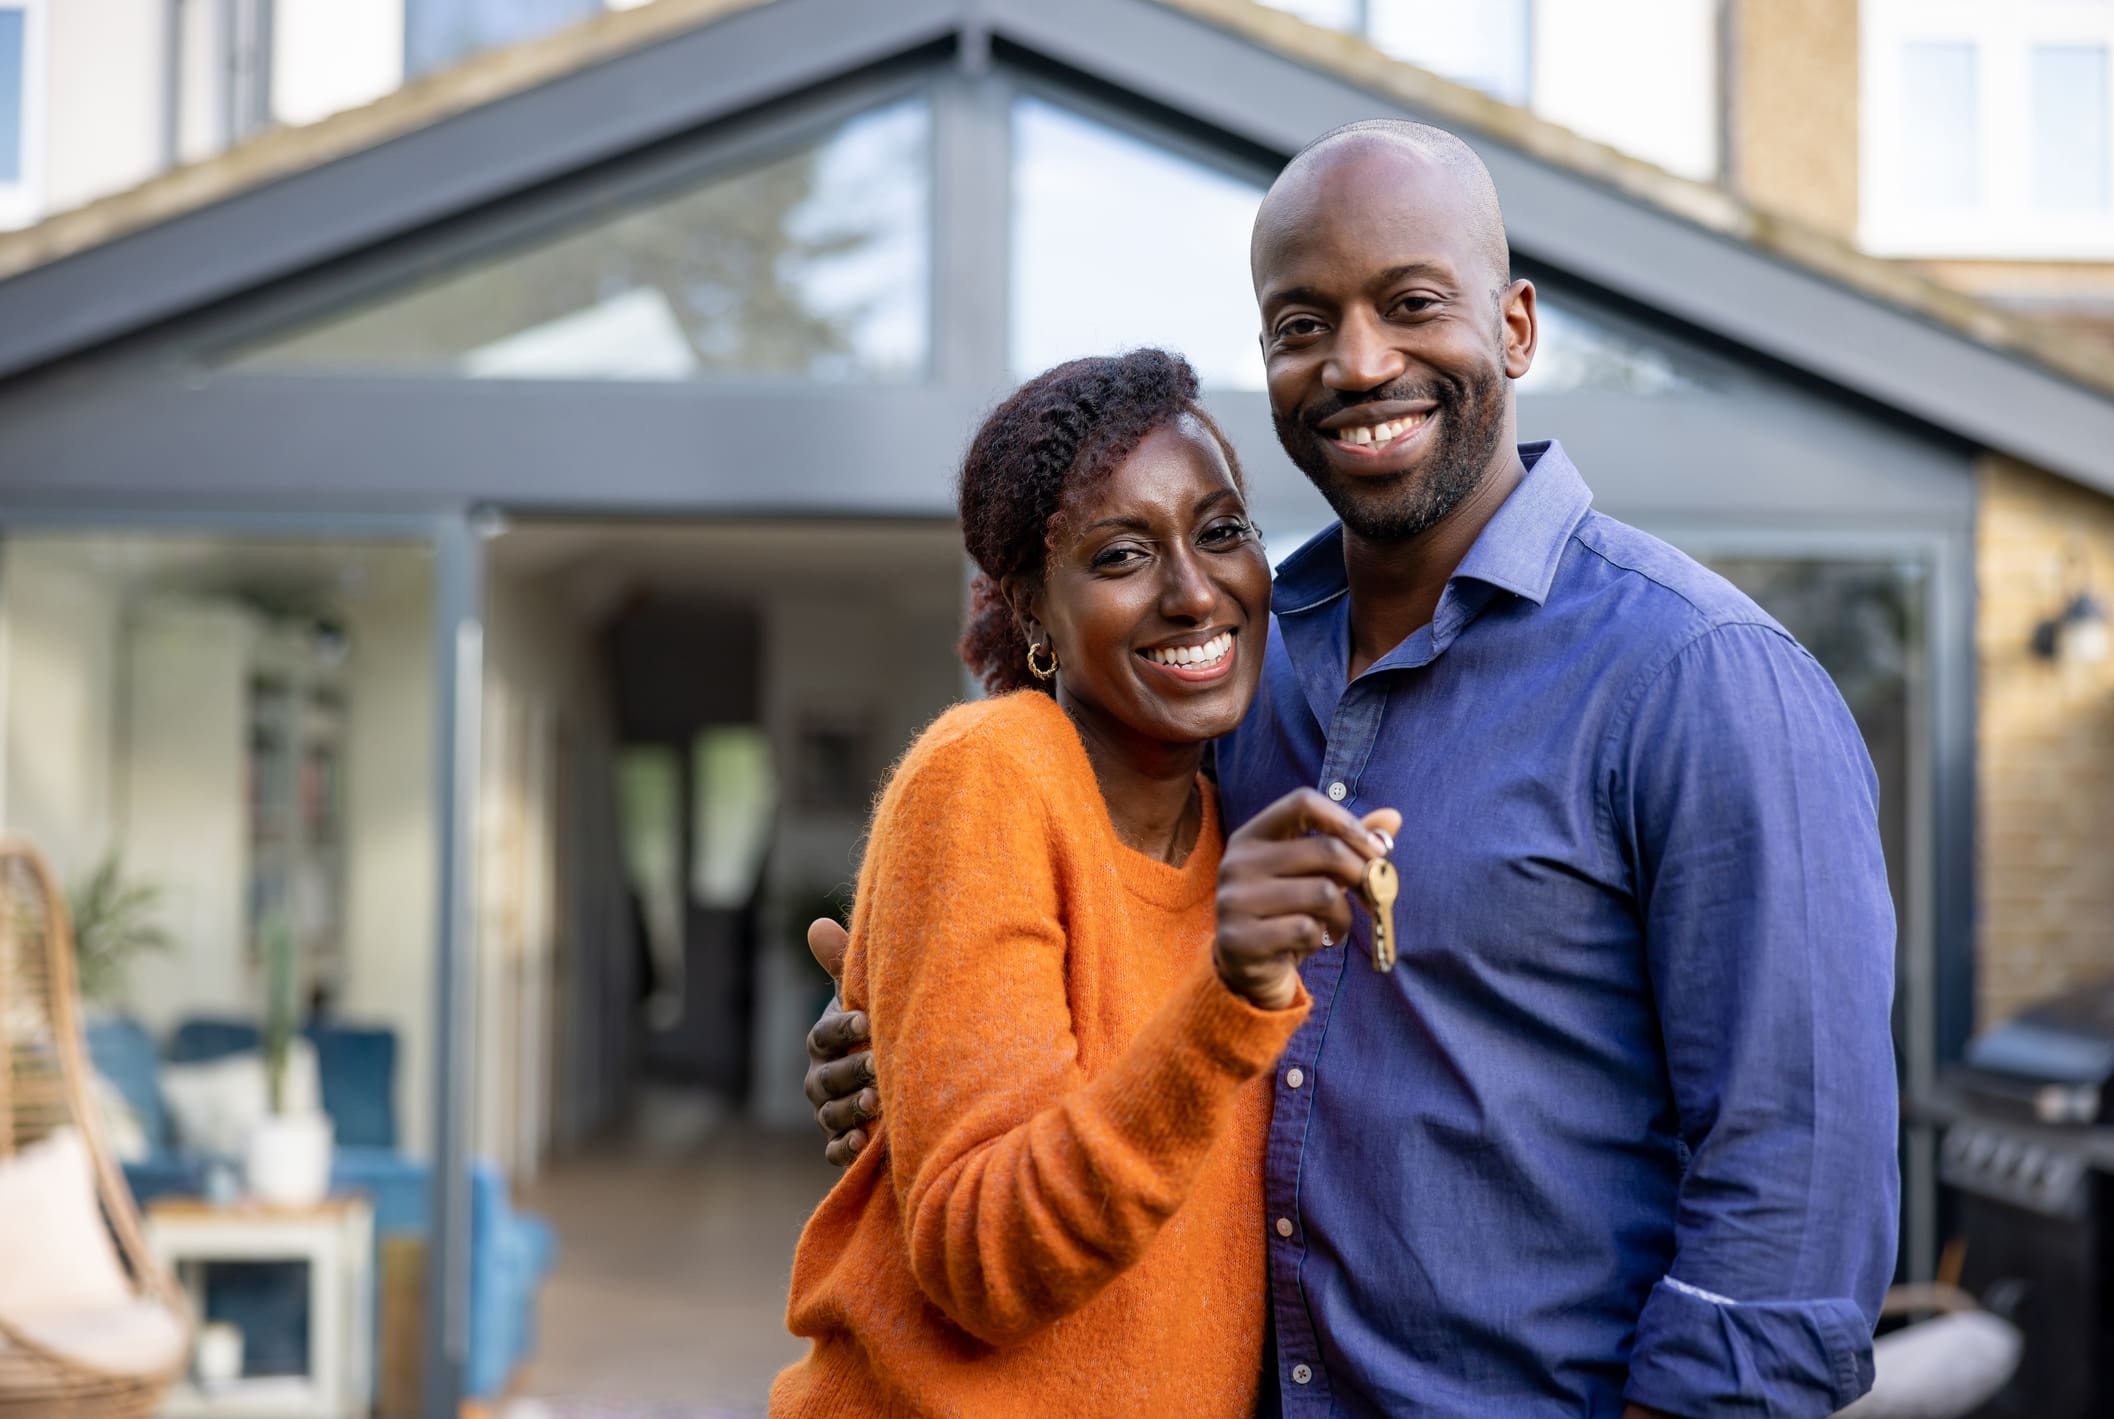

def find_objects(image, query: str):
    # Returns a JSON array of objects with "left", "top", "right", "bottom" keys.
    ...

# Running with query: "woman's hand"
[{"left": 1214, "top": 788, "right": 1403, "bottom": 1011}]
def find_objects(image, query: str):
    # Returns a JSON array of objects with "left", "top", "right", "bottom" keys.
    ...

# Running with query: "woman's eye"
[
  {"left": 1092, "top": 545, "right": 1147, "bottom": 570},
  {"left": 1201, "top": 520, "right": 1253, "bottom": 547}
]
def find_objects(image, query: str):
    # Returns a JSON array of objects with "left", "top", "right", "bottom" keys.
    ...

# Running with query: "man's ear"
[{"left": 1501, "top": 278, "right": 1538, "bottom": 381}]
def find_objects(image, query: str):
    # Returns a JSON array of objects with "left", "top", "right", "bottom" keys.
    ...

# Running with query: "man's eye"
[
  {"left": 1275, "top": 318, "right": 1324, "bottom": 341},
  {"left": 1393, "top": 297, "right": 1436, "bottom": 317}
]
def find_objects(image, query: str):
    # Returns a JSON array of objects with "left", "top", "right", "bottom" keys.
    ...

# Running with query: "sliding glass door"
[{"left": 0, "top": 512, "right": 483, "bottom": 1416}]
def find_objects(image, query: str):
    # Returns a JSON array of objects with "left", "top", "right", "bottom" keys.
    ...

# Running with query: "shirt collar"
[{"left": 1271, "top": 440, "right": 1593, "bottom": 619}]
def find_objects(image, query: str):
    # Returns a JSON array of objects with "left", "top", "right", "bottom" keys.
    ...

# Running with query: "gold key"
[{"left": 1363, "top": 856, "right": 1400, "bottom": 971}]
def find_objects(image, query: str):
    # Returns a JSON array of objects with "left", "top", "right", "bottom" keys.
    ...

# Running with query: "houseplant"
[
  {"left": 244, "top": 912, "right": 332, "bottom": 1205},
  {"left": 66, "top": 851, "right": 172, "bottom": 1008}
]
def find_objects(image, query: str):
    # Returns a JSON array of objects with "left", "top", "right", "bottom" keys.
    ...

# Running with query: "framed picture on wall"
[{"left": 790, "top": 713, "right": 875, "bottom": 813}]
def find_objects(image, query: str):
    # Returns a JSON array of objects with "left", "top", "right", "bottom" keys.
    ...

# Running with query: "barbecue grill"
[{"left": 1930, "top": 979, "right": 2114, "bottom": 1419}]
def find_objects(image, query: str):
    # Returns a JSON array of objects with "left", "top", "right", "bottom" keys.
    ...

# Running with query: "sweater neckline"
[{"left": 1016, "top": 690, "right": 1222, "bottom": 911}]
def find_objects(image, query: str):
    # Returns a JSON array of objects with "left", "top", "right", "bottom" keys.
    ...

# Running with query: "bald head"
[{"left": 1253, "top": 120, "right": 1510, "bottom": 293}]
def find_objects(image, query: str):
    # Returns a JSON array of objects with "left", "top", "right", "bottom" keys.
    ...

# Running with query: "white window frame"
[
  {"left": 1862, "top": 0, "right": 2114, "bottom": 259},
  {"left": 0, "top": 0, "right": 46, "bottom": 232}
]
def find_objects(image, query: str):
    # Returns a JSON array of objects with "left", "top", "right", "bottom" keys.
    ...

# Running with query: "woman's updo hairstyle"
[{"left": 957, "top": 348, "right": 1246, "bottom": 696}]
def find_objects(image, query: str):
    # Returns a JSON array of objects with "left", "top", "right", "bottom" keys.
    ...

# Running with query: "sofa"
[{"left": 83, "top": 1015, "right": 555, "bottom": 1401}]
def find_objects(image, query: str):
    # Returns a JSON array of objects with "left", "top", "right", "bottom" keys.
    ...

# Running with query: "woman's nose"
[{"left": 1160, "top": 552, "right": 1217, "bottom": 620}]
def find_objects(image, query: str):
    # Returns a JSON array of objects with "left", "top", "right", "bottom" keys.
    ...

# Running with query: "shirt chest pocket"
[{"left": 1390, "top": 765, "right": 1632, "bottom": 989}]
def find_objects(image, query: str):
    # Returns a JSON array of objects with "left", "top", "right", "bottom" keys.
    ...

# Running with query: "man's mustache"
[{"left": 1295, "top": 378, "right": 1457, "bottom": 429}]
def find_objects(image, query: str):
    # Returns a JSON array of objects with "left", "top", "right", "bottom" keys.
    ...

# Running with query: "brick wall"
[
  {"left": 1976, "top": 455, "right": 2114, "bottom": 1027},
  {"left": 1730, "top": 0, "right": 1860, "bottom": 242}
]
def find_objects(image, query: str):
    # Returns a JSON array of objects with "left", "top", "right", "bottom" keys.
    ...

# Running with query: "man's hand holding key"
[{"left": 804, "top": 787, "right": 1401, "bottom": 1161}]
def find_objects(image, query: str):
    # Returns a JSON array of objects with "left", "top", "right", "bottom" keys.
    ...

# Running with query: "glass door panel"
[
  {"left": 0, "top": 523, "right": 474, "bottom": 1402},
  {"left": 1703, "top": 552, "right": 1936, "bottom": 1279}
]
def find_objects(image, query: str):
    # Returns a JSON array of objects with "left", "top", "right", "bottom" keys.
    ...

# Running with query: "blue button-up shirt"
[{"left": 1218, "top": 442, "right": 1899, "bottom": 1418}]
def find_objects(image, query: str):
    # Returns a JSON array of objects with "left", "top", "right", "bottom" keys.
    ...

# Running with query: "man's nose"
[{"left": 1324, "top": 308, "right": 1406, "bottom": 393}]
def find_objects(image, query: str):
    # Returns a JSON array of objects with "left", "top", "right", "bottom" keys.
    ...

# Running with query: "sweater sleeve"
[{"left": 855, "top": 728, "right": 1308, "bottom": 1347}]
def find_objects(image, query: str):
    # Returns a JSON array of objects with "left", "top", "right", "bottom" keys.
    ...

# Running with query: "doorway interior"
[{"left": 476, "top": 517, "right": 966, "bottom": 1412}]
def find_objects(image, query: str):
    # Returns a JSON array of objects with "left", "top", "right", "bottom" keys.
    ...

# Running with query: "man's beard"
[{"left": 1272, "top": 361, "right": 1509, "bottom": 543}]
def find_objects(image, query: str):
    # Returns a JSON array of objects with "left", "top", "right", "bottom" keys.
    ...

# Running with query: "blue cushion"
[
  {"left": 329, "top": 1147, "right": 429, "bottom": 1235},
  {"left": 166, "top": 1018, "right": 261, "bottom": 1064},
  {"left": 466, "top": 1163, "right": 558, "bottom": 1399},
  {"left": 307, "top": 1025, "right": 396, "bottom": 1150},
  {"left": 83, "top": 1017, "right": 169, "bottom": 1152},
  {"left": 121, "top": 1156, "right": 210, "bottom": 1206},
  {"left": 167, "top": 1017, "right": 397, "bottom": 1151}
]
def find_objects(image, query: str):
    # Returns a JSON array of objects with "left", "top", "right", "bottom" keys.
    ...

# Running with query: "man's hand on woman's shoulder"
[{"left": 804, "top": 917, "right": 879, "bottom": 1167}]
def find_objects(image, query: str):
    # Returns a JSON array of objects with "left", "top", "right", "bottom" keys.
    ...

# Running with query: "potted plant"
[
  {"left": 244, "top": 912, "right": 333, "bottom": 1206},
  {"left": 67, "top": 851, "right": 172, "bottom": 1010}
]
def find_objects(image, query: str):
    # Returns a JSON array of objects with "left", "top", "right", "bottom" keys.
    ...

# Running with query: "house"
[{"left": 0, "top": 0, "right": 2109, "bottom": 1407}]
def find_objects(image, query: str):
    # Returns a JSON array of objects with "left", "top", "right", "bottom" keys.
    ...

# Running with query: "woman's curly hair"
[{"left": 957, "top": 348, "right": 1246, "bottom": 696}]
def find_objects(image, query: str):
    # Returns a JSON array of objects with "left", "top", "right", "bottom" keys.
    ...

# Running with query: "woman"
[{"left": 770, "top": 349, "right": 1398, "bottom": 1418}]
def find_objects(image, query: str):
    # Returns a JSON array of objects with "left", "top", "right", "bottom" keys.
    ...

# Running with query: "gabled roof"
[{"left": 1, "top": 0, "right": 2111, "bottom": 495}]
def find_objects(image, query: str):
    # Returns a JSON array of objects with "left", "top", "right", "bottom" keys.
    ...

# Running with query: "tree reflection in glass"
[{"left": 230, "top": 98, "right": 931, "bottom": 382}]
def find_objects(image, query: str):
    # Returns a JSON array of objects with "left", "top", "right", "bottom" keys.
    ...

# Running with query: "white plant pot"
[{"left": 245, "top": 1110, "right": 333, "bottom": 1206}]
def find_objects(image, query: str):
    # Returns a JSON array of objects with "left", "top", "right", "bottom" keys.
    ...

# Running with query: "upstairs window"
[
  {"left": 0, "top": 1, "right": 43, "bottom": 230},
  {"left": 1863, "top": 0, "right": 2114, "bottom": 257},
  {"left": 1256, "top": 0, "right": 1720, "bottom": 182},
  {"left": 405, "top": 0, "right": 604, "bottom": 79}
]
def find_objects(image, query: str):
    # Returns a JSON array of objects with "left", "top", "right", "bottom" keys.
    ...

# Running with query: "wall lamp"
[{"left": 2032, "top": 543, "right": 2110, "bottom": 666}]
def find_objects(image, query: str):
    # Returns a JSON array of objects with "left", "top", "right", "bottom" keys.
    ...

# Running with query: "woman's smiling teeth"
[
  {"left": 1332, "top": 412, "right": 1428, "bottom": 447},
  {"left": 1144, "top": 632, "right": 1233, "bottom": 668}
]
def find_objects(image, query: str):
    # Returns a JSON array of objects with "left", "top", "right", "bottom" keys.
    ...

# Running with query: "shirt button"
[
  {"left": 1275, "top": 1216, "right": 1294, "bottom": 1238},
  {"left": 1326, "top": 781, "right": 1347, "bottom": 801},
  {"left": 1285, "top": 1067, "right": 1305, "bottom": 1090},
  {"left": 1292, "top": 1364, "right": 1313, "bottom": 1385}
]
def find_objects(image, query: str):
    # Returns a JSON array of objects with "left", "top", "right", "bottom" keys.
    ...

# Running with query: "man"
[{"left": 806, "top": 120, "right": 1898, "bottom": 1418}]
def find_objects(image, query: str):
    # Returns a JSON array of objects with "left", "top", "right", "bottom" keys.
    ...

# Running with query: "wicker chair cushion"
[
  {"left": 1, "top": 1299, "right": 189, "bottom": 1379},
  {"left": 0, "top": 1128, "right": 132, "bottom": 1317}
]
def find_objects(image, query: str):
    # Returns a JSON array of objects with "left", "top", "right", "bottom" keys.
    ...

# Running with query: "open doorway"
[{"left": 476, "top": 518, "right": 966, "bottom": 1413}]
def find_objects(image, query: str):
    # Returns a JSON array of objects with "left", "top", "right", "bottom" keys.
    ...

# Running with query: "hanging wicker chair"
[{"left": 0, "top": 837, "right": 190, "bottom": 1418}]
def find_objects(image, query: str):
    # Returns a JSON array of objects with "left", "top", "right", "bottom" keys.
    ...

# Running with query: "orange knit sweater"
[{"left": 771, "top": 691, "right": 1310, "bottom": 1419}]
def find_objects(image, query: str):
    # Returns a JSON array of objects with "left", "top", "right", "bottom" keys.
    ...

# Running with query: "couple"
[{"left": 773, "top": 121, "right": 1899, "bottom": 1419}]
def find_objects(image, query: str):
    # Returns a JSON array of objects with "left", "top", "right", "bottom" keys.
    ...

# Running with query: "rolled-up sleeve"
[{"left": 1610, "top": 622, "right": 1900, "bottom": 1418}]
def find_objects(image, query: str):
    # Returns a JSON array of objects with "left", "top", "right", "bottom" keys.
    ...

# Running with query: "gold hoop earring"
[{"left": 1027, "top": 642, "right": 1059, "bottom": 681}]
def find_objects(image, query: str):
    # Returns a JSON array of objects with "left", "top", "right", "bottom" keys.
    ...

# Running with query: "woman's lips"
[{"left": 1137, "top": 631, "right": 1239, "bottom": 685}]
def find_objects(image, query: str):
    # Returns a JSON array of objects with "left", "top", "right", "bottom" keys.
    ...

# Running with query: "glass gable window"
[
  {"left": 1516, "top": 298, "right": 1704, "bottom": 396},
  {"left": 1011, "top": 97, "right": 1267, "bottom": 390},
  {"left": 230, "top": 97, "right": 931, "bottom": 382}
]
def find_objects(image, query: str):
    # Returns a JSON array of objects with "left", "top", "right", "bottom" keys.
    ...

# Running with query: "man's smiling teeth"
[
  {"left": 1145, "top": 632, "right": 1233, "bottom": 668},
  {"left": 1332, "top": 413, "right": 1429, "bottom": 446}
]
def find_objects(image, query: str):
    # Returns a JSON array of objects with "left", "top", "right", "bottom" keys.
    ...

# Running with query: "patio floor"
[{"left": 508, "top": 1112, "right": 837, "bottom": 1416}]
